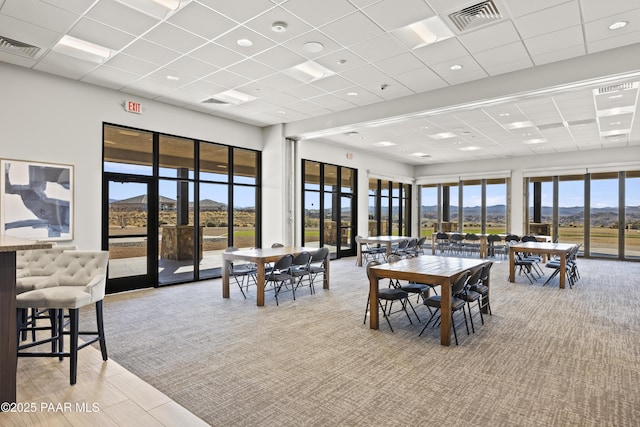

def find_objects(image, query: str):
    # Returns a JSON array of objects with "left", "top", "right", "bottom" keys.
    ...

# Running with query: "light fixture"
[
  {"left": 237, "top": 39, "right": 253, "bottom": 47},
  {"left": 459, "top": 146, "right": 480, "bottom": 151},
  {"left": 393, "top": 16, "right": 455, "bottom": 49},
  {"left": 374, "top": 141, "right": 396, "bottom": 147},
  {"left": 411, "top": 152, "right": 432, "bottom": 158},
  {"left": 166, "top": 75, "right": 180, "bottom": 81},
  {"left": 207, "top": 89, "right": 256, "bottom": 105},
  {"left": 450, "top": 64, "right": 463, "bottom": 71},
  {"left": 271, "top": 21, "right": 288, "bottom": 32},
  {"left": 115, "top": 0, "right": 180, "bottom": 19},
  {"left": 523, "top": 138, "right": 546, "bottom": 144},
  {"left": 428, "top": 132, "right": 456, "bottom": 139},
  {"left": 303, "top": 41, "right": 324, "bottom": 53},
  {"left": 52, "top": 35, "right": 111, "bottom": 63},
  {"left": 284, "top": 60, "right": 335, "bottom": 83},
  {"left": 608, "top": 21, "right": 628, "bottom": 30},
  {"left": 347, "top": 91, "right": 359, "bottom": 96},
  {"left": 504, "top": 121, "right": 534, "bottom": 129}
]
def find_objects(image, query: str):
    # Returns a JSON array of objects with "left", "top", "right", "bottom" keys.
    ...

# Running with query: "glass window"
[
  {"left": 341, "top": 168, "right": 354, "bottom": 193},
  {"left": 233, "top": 185, "right": 256, "bottom": 249},
  {"left": 233, "top": 148, "right": 257, "bottom": 185},
  {"left": 324, "top": 165, "right": 338, "bottom": 191},
  {"left": 486, "top": 178, "right": 506, "bottom": 234},
  {"left": 462, "top": 179, "right": 481, "bottom": 233},
  {"left": 103, "top": 125, "right": 153, "bottom": 175},
  {"left": 304, "top": 161, "right": 321, "bottom": 191},
  {"left": 590, "top": 172, "right": 618, "bottom": 257},
  {"left": 159, "top": 135, "right": 194, "bottom": 179},
  {"left": 200, "top": 143, "right": 228, "bottom": 182},
  {"left": 420, "top": 185, "right": 438, "bottom": 238},
  {"left": 558, "top": 175, "right": 584, "bottom": 246},
  {"left": 625, "top": 171, "right": 640, "bottom": 259}
]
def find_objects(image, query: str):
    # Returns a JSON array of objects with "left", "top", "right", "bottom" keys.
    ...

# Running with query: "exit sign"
[{"left": 125, "top": 100, "right": 142, "bottom": 114}]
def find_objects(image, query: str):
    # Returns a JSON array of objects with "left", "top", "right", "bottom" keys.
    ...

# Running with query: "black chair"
[
  {"left": 391, "top": 239, "right": 409, "bottom": 257},
  {"left": 435, "top": 232, "right": 451, "bottom": 255},
  {"left": 225, "top": 247, "right": 257, "bottom": 299},
  {"left": 402, "top": 238, "right": 418, "bottom": 257},
  {"left": 363, "top": 261, "right": 417, "bottom": 332},
  {"left": 487, "top": 234, "right": 506, "bottom": 259},
  {"left": 543, "top": 243, "right": 581, "bottom": 288},
  {"left": 291, "top": 251, "right": 312, "bottom": 297},
  {"left": 457, "top": 267, "right": 484, "bottom": 332},
  {"left": 419, "top": 270, "right": 471, "bottom": 345},
  {"left": 506, "top": 240, "right": 536, "bottom": 284},
  {"left": 469, "top": 262, "right": 492, "bottom": 316},
  {"left": 265, "top": 254, "right": 293, "bottom": 306},
  {"left": 355, "top": 235, "right": 385, "bottom": 264},
  {"left": 307, "top": 247, "right": 329, "bottom": 293},
  {"left": 464, "top": 233, "right": 481, "bottom": 257},
  {"left": 520, "top": 235, "right": 544, "bottom": 276},
  {"left": 449, "top": 233, "right": 465, "bottom": 255}
]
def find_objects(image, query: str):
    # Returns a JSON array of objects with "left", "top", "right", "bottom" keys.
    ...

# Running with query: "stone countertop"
[{"left": 0, "top": 235, "right": 54, "bottom": 252}]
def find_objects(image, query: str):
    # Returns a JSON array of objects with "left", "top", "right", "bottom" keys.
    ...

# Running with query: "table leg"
[
  {"left": 0, "top": 251, "right": 17, "bottom": 407},
  {"left": 440, "top": 280, "right": 451, "bottom": 346},
  {"left": 222, "top": 257, "right": 230, "bottom": 298},
  {"left": 323, "top": 253, "right": 330, "bottom": 290},
  {"left": 356, "top": 243, "right": 363, "bottom": 267},
  {"left": 431, "top": 235, "right": 436, "bottom": 255},
  {"left": 509, "top": 248, "right": 515, "bottom": 283},
  {"left": 368, "top": 275, "right": 379, "bottom": 329},
  {"left": 256, "top": 263, "right": 266, "bottom": 306},
  {"left": 559, "top": 254, "right": 566, "bottom": 289}
]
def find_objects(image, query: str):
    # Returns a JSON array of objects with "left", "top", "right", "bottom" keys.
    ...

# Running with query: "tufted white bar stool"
[{"left": 16, "top": 250, "right": 109, "bottom": 385}]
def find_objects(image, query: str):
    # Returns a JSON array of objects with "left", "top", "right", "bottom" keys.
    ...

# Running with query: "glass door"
[
  {"left": 339, "top": 194, "right": 354, "bottom": 257},
  {"left": 104, "top": 175, "right": 157, "bottom": 293}
]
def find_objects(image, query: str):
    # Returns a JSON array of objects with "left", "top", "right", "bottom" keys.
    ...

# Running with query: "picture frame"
[{"left": 0, "top": 159, "right": 74, "bottom": 241}]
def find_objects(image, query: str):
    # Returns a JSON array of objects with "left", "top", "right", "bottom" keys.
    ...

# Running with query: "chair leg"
[
  {"left": 378, "top": 300, "right": 394, "bottom": 332},
  {"left": 57, "top": 309, "right": 65, "bottom": 361},
  {"left": 95, "top": 300, "right": 108, "bottom": 361},
  {"left": 69, "top": 308, "right": 79, "bottom": 385},
  {"left": 467, "top": 303, "right": 475, "bottom": 333}
]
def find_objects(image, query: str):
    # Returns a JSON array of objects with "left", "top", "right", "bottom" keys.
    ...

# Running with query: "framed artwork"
[{"left": 1, "top": 159, "right": 73, "bottom": 241}]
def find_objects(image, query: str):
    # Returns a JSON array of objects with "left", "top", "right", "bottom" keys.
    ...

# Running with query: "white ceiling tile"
[
  {"left": 319, "top": 11, "right": 385, "bottom": 47},
  {"left": 105, "top": 53, "right": 159, "bottom": 76},
  {"left": 234, "top": 81, "right": 278, "bottom": 98},
  {"left": 69, "top": 17, "right": 136, "bottom": 51},
  {"left": 531, "top": 44, "right": 585, "bottom": 65},
  {"left": 142, "top": 22, "right": 207, "bottom": 54},
  {"left": 513, "top": 1, "right": 582, "bottom": 39},
  {"left": 523, "top": 26, "right": 584, "bottom": 56},
  {"left": 167, "top": 2, "right": 237, "bottom": 40},
  {"left": 202, "top": 69, "right": 250, "bottom": 88},
  {"left": 282, "top": 0, "right": 357, "bottom": 28},
  {"left": 121, "top": 39, "right": 182, "bottom": 66},
  {"left": 340, "top": 64, "right": 392, "bottom": 85},
  {"left": 189, "top": 43, "right": 245, "bottom": 68},
  {"left": 244, "top": 7, "right": 314, "bottom": 43},
  {"left": 308, "top": 93, "right": 357, "bottom": 110},
  {"left": 386, "top": 66, "right": 448, "bottom": 93},
  {"left": 473, "top": 41, "right": 529, "bottom": 68},
  {"left": 314, "top": 49, "right": 368, "bottom": 72},
  {"left": 284, "top": 84, "right": 327, "bottom": 99},
  {"left": 584, "top": 9, "right": 640, "bottom": 43},
  {"left": 81, "top": 65, "right": 143, "bottom": 90},
  {"left": 362, "top": 0, "right": 434, "bottom": 30},
  {"left": 483, "top": 57, "right": 534, "bottom": 76},
  {"left": 164, "top": 56, "right": 217, "bottom": 78},
  {"left": 40, "top": 0, "right": 94, "bottom": 15},
  {"left": 213, "top": 25, "right": 277, "bottom": 57},
  {"left": 286, "top": 100, "right": 324, "bottom": 114},
  {"left": 580, "top": 0, "right": 640, "bottom": 22},
  {"left": 413, "top": 38, "right": 470, "bottom": 66},
  {"left": 146, "top": 67, "right": 198, "bottom": 87},
  {"left": 226, "top": 59, "right": 277, "bottom": 80},
  {"left": 332, "top": 87, "right": 384, "bottom": 105},
  {"left": 283, "top": 30, "right": 343, "bottom": 59},
  {"left": 502, "top": 0, "right": 574, "bottom": 18},
  {"left": 197, "top": 0, "right": 277, "bottom": 23},
  {"left": 374, "top": 52, "right": 426, "bottom": 75},
  {"left": 430, "top": 56, "right": 488, "bottom": 85},
  {"left": 2, "top": 0, "right": 78, "bottom": 33},
  {"left": 33, "top": 50, "right": 98, "bottom": 79},
  {"left": 252, "top": 46, "right": 306, "bottom": 70},
  {"left": 311, "top": 75, "right": 353, "bottom": 92},
  {"left": 458, "top": 20, "right": 521, "bottom": 53},
  {"left": 257, "top": 72, "right": 306, "bottom": 90},
  {"left": 349, "top": 34, "right": 406, "bottom": 63},
  {"left": 260, "top": 90, "right": 303, "bottom": 105},
  {"left": 86, "top": 0, "right": 159, "bottom": 36},
  {"left": 349, "top": 0, "right": 383, "bottom": 7},
  {"left": 180, "top": 79, "right": 227, "bottom": 97},
  {"left": 0, "top": 14, "right": 60, "bottom": 51}
]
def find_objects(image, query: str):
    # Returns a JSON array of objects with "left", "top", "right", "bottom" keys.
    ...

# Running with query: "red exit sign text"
[{"left": 125, "top": 101, "right": 142, "bottom": 114}]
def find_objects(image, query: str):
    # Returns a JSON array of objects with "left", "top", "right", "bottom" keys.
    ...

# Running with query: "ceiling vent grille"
[
  {"left": 597, "top": 82, "right": 637, "bottom": 94},
  {"left": 448, "top": 0, "right": 502, "bottom": 32},
  {"left": 201, "top": 97, "right": 230, "bottom": 105},
  {"left": 0, "top": 35, "right": 41, "bottom": 58}
]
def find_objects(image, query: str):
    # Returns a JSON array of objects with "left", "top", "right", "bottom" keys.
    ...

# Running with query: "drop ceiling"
[{"left": 1, "top": 0, "right": 639, "bottom": 165}]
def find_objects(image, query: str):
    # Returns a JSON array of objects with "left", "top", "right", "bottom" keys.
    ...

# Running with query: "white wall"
[
  {"left": 0, "top": 63, "right": 262, "bottom": 249},
  {"left": 414, "top": 146, "right": 640, "bottom": 235},
  {"left": 261, "top": 124, "right": 287, "bottom": 247}
]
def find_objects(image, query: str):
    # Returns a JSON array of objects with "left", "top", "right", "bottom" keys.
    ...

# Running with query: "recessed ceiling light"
[
  {"left": 166, "top": 75, "right": 180, "bottom": 81},
  {"left": 523, "top": 138, "right": 546, "bottom": 144},
  {"left": 347, "top": 91, "right": 359, "bottom": 96},
  {"left": 206, "top": 89, "right": 256, "bottom": 105},
  {"left": 505, "top": 121, "right": 534, "bottom": 129},
  {"left": 420, "top": 126, "right": 429, "bottom": 130},
  {"left": 271, "top": 21, "right": 288, "bottom": 32},
  {"left": 499, "top": 113, "right": 510, "bottom": 117},
  {"left": 285, "top": 60, "right": 335, "bottom": 83},
  {"left": 411, "top": 152, "right": 432, "bottom": 158},
  {"left": 52, "top": 35, "right": 111, "bottom": 63},
  {"left": 429, "top": 132, "right": 456, "bottom": 139},
  {"left": 610, "top": 121, "right": 622, "bottom": 125},
  {"left": 115, "top": 0, "right": 179, "bottom": 19},
  {"left": 277, "top": 110, "right": 286, "bottom": 115},
  {"left": 303, "top": 42, "right": 324, "bottom": 53},
  {"left": 608, "top": 21, "right": 628, "bottom": 30},
  {"left": 609, "top": 94, "right": 623, "bottom": 99},
  {"left": 393, "top": 16, "right": 455, "bottom": 49},
  {"left": 459, "top": 146, "right": 480, "bottom": 151},
  {"left": 237, "top": 39, "right": 253, "bottom": 47},
  {"left": 450, "top": 64, "right": 463, "bottom": 71},
  {"left": 374, "top": 141, "right": 396, "bottom": 147}
]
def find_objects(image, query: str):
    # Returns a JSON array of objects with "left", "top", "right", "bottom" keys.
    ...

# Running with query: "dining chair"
[
  {"left": 225, "top": 247, "right": 257, "bottom": 299},
  {"left": 265, "top": 254, "right": 293, "bottom": 306}
]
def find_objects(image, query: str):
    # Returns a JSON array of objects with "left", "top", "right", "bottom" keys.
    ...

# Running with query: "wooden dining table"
[
  {"left": 222, "top": 246, "right": 329, "bottom": 306},
  {"left": 367, "top": 255, "right": 488, "bottom": 346},
  {"left": 1, "top": 236, "right": 52, "bottom": 408},
  {"left": 431, "top": 233, "right": 553, "bottom": 258},
  {"left": 356, "top": 236, "right": 408, "bottom": 266},
  {"left": 508, "top": 241, "right": 578, "bottom": 289}
]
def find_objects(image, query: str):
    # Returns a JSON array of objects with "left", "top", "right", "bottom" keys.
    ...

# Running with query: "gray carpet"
[{"left": 82, "top": 256, "right": 640, "bottom": 426}]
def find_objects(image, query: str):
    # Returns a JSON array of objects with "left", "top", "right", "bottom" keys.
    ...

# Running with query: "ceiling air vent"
[
  {"left": 201, "top": 97, "right": 230, "bottom": 105},
  {"left": 448, "top": 0, "right": 502, "bottom": 32},
  {"left": 0, "top": 35, "right": 41, "bottom": 58},
  {"left": 597, "top": 82, "right": 638, "bottom": 94}
]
